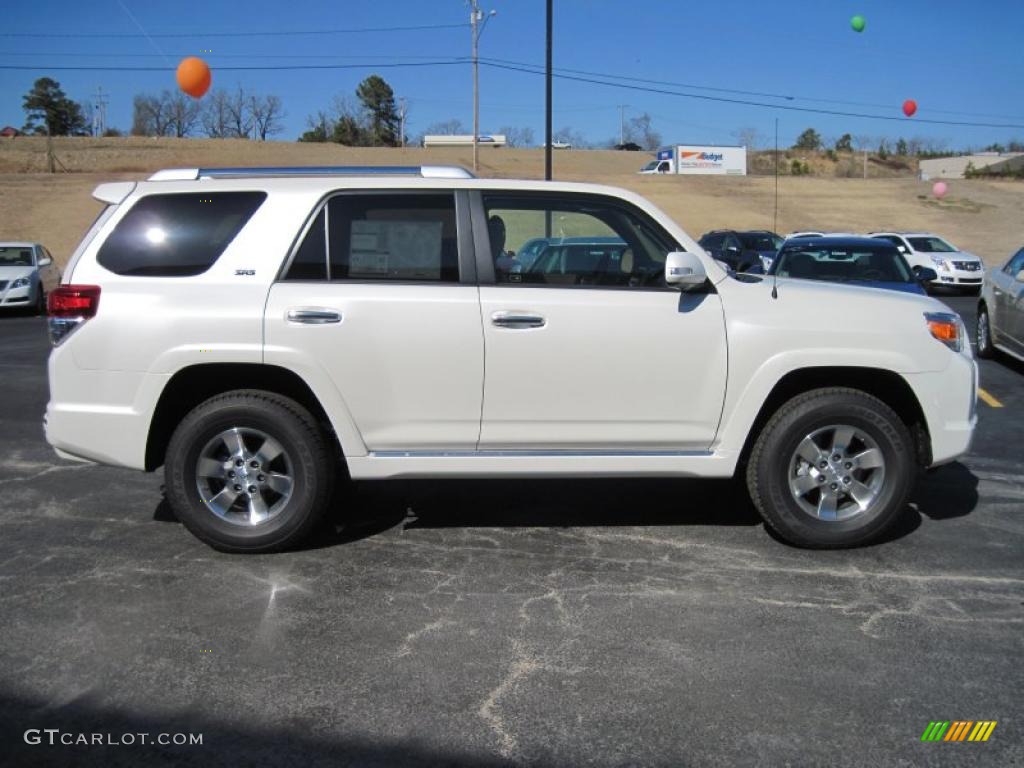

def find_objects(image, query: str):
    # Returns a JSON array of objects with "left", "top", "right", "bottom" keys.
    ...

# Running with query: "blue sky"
[{"left": 1, "top": 0, "right": 1022, "bottom": 149}]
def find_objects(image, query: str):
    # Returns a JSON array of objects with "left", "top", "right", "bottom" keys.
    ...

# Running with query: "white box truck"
[{"left": 639, "top": 144, "right": 747, "bottom": 175}]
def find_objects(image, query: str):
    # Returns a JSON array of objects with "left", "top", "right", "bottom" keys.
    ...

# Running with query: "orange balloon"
[{"left": 176, "top": 57, "right": 211, "bottom": 99}]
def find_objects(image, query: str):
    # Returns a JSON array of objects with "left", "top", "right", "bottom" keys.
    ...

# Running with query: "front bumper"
[
  {"left": 902, "top": 352, "right": 978, "bottom": 467},
  {"left": 931, "top": 264, "right": 984, "bottom": 288}
]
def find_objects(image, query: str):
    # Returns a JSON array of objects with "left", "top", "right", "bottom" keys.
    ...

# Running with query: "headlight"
[
  {"left": 929, "top": 256, "right": 949, "bottom": 271},
  {"left": 11, "top": 277, "right": 30, "bottom": 288},
  {"left": 924, "top": 311, "right": 963, "bottom": 353}
]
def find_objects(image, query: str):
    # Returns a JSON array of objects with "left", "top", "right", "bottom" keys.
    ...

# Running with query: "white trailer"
[
  {"left": 639, "top": 144, "right": 747, "bottom": 175},
  {"left": 421, "top": 134, "right": 507, "bottom": 148}
]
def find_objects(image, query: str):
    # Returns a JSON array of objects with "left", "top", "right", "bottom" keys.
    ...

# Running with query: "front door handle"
[
  {"left": 491, "top": 311, "right": 546, "bottom": 329},
  {"left": 287, "top": 308, "right": 342, "bottom": 324}
]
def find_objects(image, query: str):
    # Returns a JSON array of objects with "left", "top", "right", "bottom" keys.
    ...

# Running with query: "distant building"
[
  {"left": 0, "top": 126, "right": 20, "bottom": 137},
  {"left": 919, "top": 152, "right": 1024, "bottom": 179}
]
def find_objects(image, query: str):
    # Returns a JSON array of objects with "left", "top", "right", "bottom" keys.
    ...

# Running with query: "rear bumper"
[
  {"left": 45, "top": 342, "right": 167, "bottom": 470},
  {"left": 903, "top": 352, "right": 978, "bottom": 467}
]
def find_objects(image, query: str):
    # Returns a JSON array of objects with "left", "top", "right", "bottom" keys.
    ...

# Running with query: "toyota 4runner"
[{"left": 45, "top": 165, "right": 977, "bottom": 552}]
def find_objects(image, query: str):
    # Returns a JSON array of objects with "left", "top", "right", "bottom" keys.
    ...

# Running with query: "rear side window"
[
  {"left": 97, "top": 192, "right": 266, "bottom": 277},
  {"left": 284, "top": 193, "right": 459, "bottom": 282}
]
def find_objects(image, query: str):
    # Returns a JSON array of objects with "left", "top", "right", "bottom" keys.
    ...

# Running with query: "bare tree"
[
  {"left": 623, "top": 113, "right": 661, "bottom": 150},
  {"left": 164, "top": 91, "right": 201, "bottom": 138},
  {"left": 250, "top": 94, "right": 285, "bottom": 140},
  {"left": 423, "top": 118, "right": 465, "bottom": 135},
  {"left": 226, "top": 85, "right": 253, "bottom": 139},
  {"left": 553, "top": 126, "right": 590, "bottom": 148},
  {"left": 733, "top": 126, "right": 761, "bottom": 149},
  {"left": 201, "top": 89, "right": 234, "bottom": 138},
  {"left": 132, "top": 93, "right": 170, "bottom": 136},
  {"left": 498, "top": 125, "right": 535, "bottom": 148}
]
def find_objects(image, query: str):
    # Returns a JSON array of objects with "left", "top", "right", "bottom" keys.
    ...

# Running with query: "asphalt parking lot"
[{"left": 1, "top": 295, "right": 1021, "bottom": 767}]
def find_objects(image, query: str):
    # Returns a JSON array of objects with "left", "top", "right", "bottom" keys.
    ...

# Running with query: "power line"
[
  {"left": 0, "top": 22, "right": 469, "bottom": 39},
  {"left": 479, "top": 56, "right": 1024, "bottom": 124},
  {"left": 0, "top": 60, "right": 467, "bottom": 72},
  {"left": 478, "top": 61, "right": 1024, "bottom": 130}
]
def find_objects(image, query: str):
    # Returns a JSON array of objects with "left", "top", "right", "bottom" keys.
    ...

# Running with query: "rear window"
[{"left": 97, "top": 192, "right": 266, "bottom": 277}]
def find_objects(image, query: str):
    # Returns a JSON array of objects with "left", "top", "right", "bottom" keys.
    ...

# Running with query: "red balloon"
[{"left": 902, "top": 99, "right": 917, "bottom": 118}]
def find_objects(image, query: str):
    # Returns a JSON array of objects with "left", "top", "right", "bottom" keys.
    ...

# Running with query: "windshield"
[
  {"left": 0, "top": 247, "right": 34, "bottom": 267},
  {"left": 641, "top": 161, "right": 659, "bottom": 171},
  {"left": 908, "top": 236, "right": 956, "bottom": 253},
  {"left": 773, "top": 243, "right": 913, "bottom": 283},
  {"left": 739, "top": 233, "right": 783, "bottom": 251}
]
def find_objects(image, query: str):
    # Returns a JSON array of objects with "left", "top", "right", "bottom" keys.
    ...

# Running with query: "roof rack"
[{"left": 148, "top": 165, "right": 476, "bottom": 181}]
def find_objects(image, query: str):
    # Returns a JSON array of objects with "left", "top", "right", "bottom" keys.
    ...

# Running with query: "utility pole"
[
  {"left": 773, "top": 117, "right": 779, "bottom": 233},
  {"left": 618, "top": 104, "right": 629, "bottom": 146},
  {"left": 863, "top": 149, "right": 868, "bottom": 179},
  {"left": 469, "top": 2, "right": 496, "bottom": 174},
  {"left": 91, "top": 86, "right": 108, "bottom": 137},
  {"left": 544, "top": 0, "right": 553, "bottom": 181},
  {"left": 398, "top": 97, "right": 407, "bottom": 147}
]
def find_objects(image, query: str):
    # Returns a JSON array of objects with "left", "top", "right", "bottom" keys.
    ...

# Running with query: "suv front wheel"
[
  {"left": 746, "top": 388, "right": 915, "bottom": 548},
  {"left": 164, "top": 390, "right": 335, "bottom": 552}
]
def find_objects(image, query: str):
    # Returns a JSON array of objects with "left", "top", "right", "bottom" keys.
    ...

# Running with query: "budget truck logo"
[
  {"left": 921, "top": 721, "right": 997, "bottom": 742},
  {"left": 680, "top": 151, "right": 723, "bottom": 162}
]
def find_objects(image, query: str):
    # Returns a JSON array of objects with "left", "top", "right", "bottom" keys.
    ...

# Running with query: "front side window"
[
  {"left": 97, "top": 192, "right": 266, "bottom": 277},
  {"left": 482, "top": 193, "right": 679, "bottom": 288},
  {"left": 908, "top": 236, "right": 956, "bottom": 253},
  {"left": 285, "top": 193, "right": 459, "bottom": 282}
]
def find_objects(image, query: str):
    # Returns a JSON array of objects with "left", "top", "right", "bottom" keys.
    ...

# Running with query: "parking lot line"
[{"left": 978, "top": 387, "right": 1004, "bottom": 408}]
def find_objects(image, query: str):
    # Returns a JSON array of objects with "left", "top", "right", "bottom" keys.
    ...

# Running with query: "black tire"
[
  {"left": 33, "top": 287, "right": 46, "bottom": 316},
  {"left": 746, "top": 388, "right": 916, "bottom": 549},
  {"left": 976, "top": 304, "right": 996, "bottom": 359},
  {"left": 164, "top": 390, "right": 335, "bottom": 553}
]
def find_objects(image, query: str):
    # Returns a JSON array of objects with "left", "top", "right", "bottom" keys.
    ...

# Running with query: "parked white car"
[
  {"left": 45, "top": 165, "right": 977, "bottom": 552},
  {"left": 0, "top": 242, "right": 60, "bottom": 314},
  {"left": 869, "top": 232, "right": 984, "bottom": 294},
  {"left": 976, "top": 245, "right": 1024, "bottom": 362}
]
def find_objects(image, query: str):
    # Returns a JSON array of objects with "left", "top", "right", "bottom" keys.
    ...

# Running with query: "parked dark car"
[
  {"left": 698, "top": 230, "right": 783, "bottom": 272},
  {"left": 766, "top": 236, "right": 936, "bottom": 295}
]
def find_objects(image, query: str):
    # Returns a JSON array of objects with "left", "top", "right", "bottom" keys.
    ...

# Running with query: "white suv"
[
  {"left": 869, "top": 232, "right": 985, "bottom": 294},
  {"left": 45, "top": 165, "right": 977, "bottom": 552}
]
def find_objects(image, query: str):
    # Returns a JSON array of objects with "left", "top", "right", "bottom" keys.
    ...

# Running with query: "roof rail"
[{"left": 147, "top": 165, "right": 476, "bottom": 181}]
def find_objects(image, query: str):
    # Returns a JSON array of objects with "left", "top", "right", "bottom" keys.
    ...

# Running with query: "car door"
[
  {"left": 264, "top": 191, "right": 484, "bottom": 451},
  {"left": 999, "top": 248, "right": 1024, "bottom": 351},
  {"left": 700, "top": 233, "right": 725, "bottom": 261},
  {"left": 475, "top": 191, "right": 727, "bottom": 452}
]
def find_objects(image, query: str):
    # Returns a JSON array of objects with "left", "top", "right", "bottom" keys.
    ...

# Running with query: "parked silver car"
[
  {"left": 977, "top": 245, "right": 1024, "bottom": 362},
  {"left": 0, "top": 242, "right": 60, "bottom": 314}
]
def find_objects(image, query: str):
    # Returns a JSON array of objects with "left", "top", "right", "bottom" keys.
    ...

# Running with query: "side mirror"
[
  {"left": 1015, "top": 269, "right": 1024, "bottom": 283},
  {"left": 38, "top": 255, "right": 52, "bottom": 266},
  {"left": 914, "top": 266, "right": 938, "bottom": 283},
  {"left": 665, "top": 251, "right": 707, "bottom": 289}
]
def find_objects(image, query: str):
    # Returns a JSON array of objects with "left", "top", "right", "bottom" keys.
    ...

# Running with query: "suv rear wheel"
[
  {"left": 164, "top": 390, "right": 335, "bottom": 553},
  {"left": 746, "top": 388, "right": 915, "bottom": 548}
]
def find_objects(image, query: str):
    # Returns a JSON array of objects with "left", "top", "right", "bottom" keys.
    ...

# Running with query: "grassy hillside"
[{"left": 1, "top": 136, "right": 1021, "bottom": 269}]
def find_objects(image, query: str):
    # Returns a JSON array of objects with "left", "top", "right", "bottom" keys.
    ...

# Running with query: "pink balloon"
[{"left": 932, "top": 181, "right": 948, "bottom": 199}]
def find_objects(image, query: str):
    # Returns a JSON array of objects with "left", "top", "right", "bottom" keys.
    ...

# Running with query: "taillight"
[{"left": 47, "top": 285, "right": 101, "bottom": 346}]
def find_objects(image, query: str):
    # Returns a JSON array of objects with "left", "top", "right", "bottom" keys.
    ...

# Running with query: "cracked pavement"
[{"left": 1, "top": 296, "right": 1022, "bottom": 767}]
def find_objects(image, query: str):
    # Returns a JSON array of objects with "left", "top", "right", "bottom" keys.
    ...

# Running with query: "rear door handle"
[
  {"left": 491, "top": 311, "right": 546, "bottom": 329},
  {"left": 287, "top": 308, "right": 342, "bottom": 324}
]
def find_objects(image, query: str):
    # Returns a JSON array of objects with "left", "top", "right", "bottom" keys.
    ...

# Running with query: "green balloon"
[{"left": 850, "top": 15, "right": 866, "bottom": 32}]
